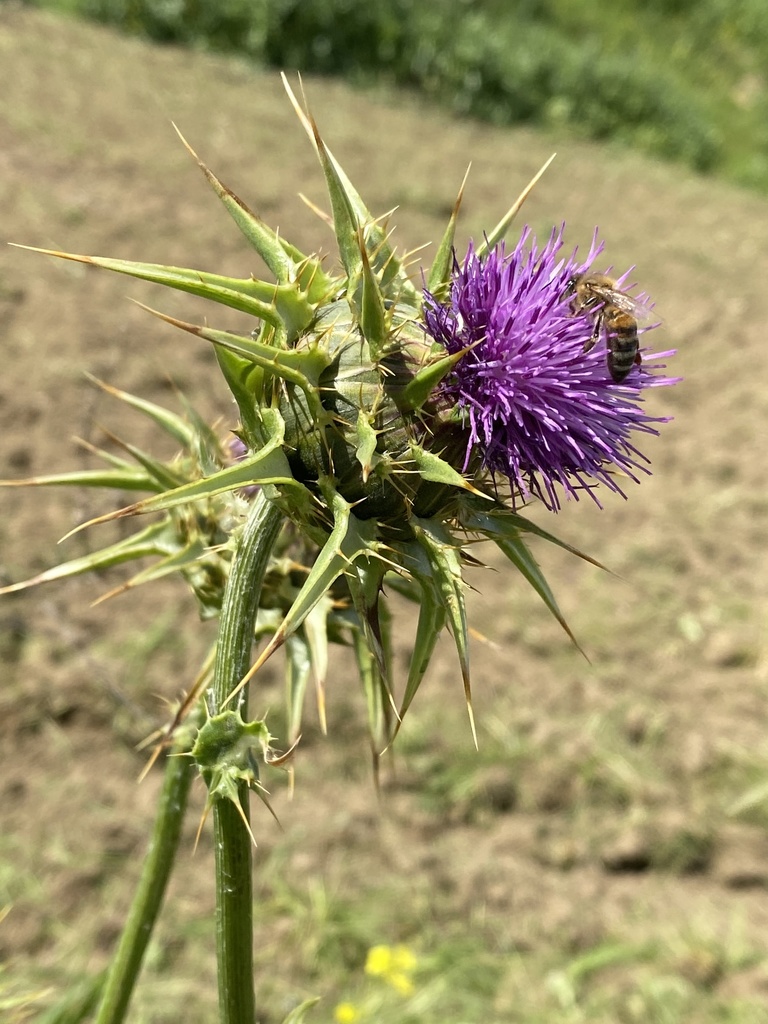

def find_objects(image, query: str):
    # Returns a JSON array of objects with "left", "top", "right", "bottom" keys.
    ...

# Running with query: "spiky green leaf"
[
  {"left": 495, "top": 533, "right": 585, "bottom": 657},
  {"left": 459, "top": 502, "right": 606, "bottom": 569},
  {"left": 224, "top": 483, "right": 378, "bottom": 704},
  {"left": 475, "top": 153, "right": 556, "bottom": 259},
  {"left": 458, "top": 501, "right": 599, "bottom": 656},
  {"left": 398, "top": 584, "right": 447, "bottom": 727},
  {"left": 278, "top": 996, "right": 321, "bottom": 1024},
  {"left": 86, "top": 374, "right": 199, "bottom": 449},
  {"left": 278, "top": 240, "right": 337, "bottom": 304},
  {"left": 173, "top": 391, "right": 229, "bottom": 477},
  {"left": 282, "top": 74, "right": 418, "bottom": 304},
  {"left": 346, "top": 557, "right": 389, "bottom": 685},
  {"left": 408, "top": 442, "right": 491, "bottom": 498},
  {"left": 285, "top": 633, "right": 312, "bottom": 745},
  {"left": 307, "top": 119, "right": 361, "bottom": 292},
  {"left": 0, "top": 468, "right": 156, "bottom": 492},
  {"left": 176, "top": 127, "right": 295, "bottom": 285},
  {"left": 427, "top": 165, "right": 469, "bottom": 297},
  {"left": 144, "top": 310, "right": 330, "bottom": 396},
  {"left": 410, "top": 518, "right": 476, "bottom": 746},
  {"left": 398, "top": 347, "right": 469, "bottom": 412},
  {"left": 0, "top": 520, "right": 176, "bottom": 596},
  {"left": 66, "top": 439, "right": 301, "bottom": 537},
  {"left": 351, "top": 625, "right": 391, "bottom": 770},
  {"left": 358, "top": 229, "right": 388, "bottom": 359},
  {"left": 102, "top": 433, "right": 188, "bottom": 492},
  {"left": 353, "top": 412, "right": 380, "bottom": 482},
  {"left": 303, "top": 596, "right": 332, "bottom": 734},
  {"left": 13, "top": 247, "right": 285, "bottom": 327},
  {"left": 213, "top": 346, "right": 264, "bottom": 444},
  {"left": 91, "top": 536, "right": 211, "bottom": 606}
]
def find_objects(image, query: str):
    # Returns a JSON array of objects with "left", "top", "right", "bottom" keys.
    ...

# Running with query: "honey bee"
[{"left": 569, "top": 273, "right": 654, "bottom": 383}]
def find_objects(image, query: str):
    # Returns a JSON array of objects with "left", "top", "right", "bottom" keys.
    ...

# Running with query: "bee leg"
[{"left": 582, "top": 312, "right": 603, "bottom": 354}]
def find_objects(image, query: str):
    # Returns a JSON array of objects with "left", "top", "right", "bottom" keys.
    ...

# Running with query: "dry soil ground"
[{"left": 2, "top": 6, "right": 768, "bottom": 1022}]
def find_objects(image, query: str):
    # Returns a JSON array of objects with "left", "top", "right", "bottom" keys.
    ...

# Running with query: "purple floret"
[{"left": 423, "top": 227, "right": 679, "bottom": 510}]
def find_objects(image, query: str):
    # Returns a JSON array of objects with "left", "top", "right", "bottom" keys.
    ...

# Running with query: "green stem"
[
  {"left": 210, "top": 491, "right": 283, "bottom": 1024},
  {"left": 94, "top": 728, "right": 196, "bottom": 1024}
]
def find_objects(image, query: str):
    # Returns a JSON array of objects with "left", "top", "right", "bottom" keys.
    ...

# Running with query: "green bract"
[{"left": 3, "top": 79, "right": 587, "bottom": 761}]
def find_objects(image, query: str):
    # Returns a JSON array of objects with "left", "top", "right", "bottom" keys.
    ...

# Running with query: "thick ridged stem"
[
  {"left": 210, "top": 491, "right": 283, "bottom": 1024},
  {"left": 94, "top": 729, "right": 196, "bottom": 1024}
]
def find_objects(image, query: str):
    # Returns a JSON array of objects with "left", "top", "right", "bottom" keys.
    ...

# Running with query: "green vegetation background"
[{"left": 27, "top": 0, "right": 768, "bottom": 191}]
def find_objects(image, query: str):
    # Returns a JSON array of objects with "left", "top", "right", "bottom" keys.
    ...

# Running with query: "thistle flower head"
[
  {"left": 424, "top": 228, "right": 679, "bottom": 510},
  {"left": 4, "top": 78, "right": 679, "bottom": 759}
]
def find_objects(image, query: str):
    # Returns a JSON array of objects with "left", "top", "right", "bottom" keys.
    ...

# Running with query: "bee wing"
[{"left": 595, "top": 287, "right": 659, "bottom": 326}]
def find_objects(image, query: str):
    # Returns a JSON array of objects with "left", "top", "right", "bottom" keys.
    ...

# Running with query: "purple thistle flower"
[
  {"left": 229, "top": 435, "right": 248, "bottom": 462},
  {"left": 228, "top": 434, "right": 259, "bottom": 497},
  {"left": 423, "top": 227, "right": 679, "bottom": 511}
]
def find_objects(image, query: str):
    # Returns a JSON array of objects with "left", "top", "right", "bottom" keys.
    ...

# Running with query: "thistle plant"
[{"left": 2, "top": 77, "right": 677, "bottom": 1023}]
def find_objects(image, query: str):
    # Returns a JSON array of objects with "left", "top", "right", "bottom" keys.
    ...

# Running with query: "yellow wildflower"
[
  {"left": 334, "top": 1001, "right": 361, "bottom": 1024},
  {"left": 364, "top": 943, "right": 418, "bottom": 994},
  {"left": 365, "top": 945, "right": 393, "bottom": 978}
]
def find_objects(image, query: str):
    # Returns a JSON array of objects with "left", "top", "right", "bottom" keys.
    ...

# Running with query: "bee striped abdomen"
[{"left": 604, "top": 308, "right": 640, "bottom": 383}]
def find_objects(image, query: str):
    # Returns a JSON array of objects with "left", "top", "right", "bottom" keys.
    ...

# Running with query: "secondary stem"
[
  {"left": 94, "top": 727, "right": 196, "bottom": 1024},
  {"left": 210, "top": 490, "right": 283, "bottom": 1024}
]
